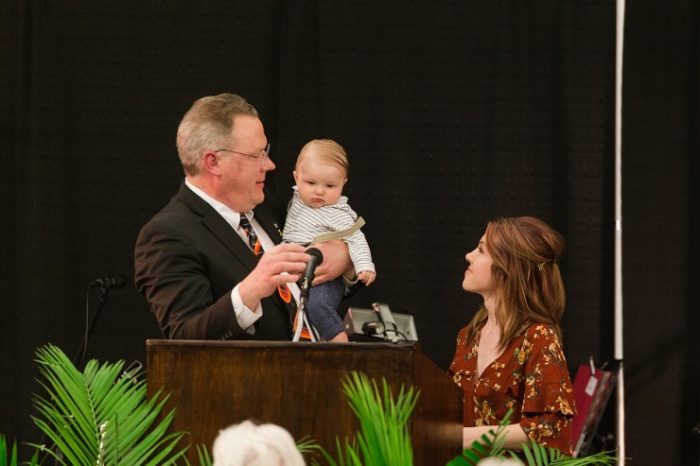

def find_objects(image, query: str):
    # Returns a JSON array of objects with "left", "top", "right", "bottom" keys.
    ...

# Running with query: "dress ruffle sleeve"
[{"left": 518, "top": 325, "right": 577, "bottom": 455}]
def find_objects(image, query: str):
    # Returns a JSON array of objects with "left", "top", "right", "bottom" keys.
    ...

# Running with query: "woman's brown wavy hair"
[{"left": 465, "top": 216, "right": 566, "bottom": 351}]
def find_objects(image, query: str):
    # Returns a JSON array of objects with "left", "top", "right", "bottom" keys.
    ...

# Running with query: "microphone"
[
  {"left": 300, "top": 248, "right": 323, "bottom": 299},
  {"left": 92, "top": 274, "right": 127, "bottom": 290}
]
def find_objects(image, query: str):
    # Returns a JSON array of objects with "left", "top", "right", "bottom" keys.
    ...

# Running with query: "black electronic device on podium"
[{"left": 344, "top": 302, "right": 419, "bottom": 343}]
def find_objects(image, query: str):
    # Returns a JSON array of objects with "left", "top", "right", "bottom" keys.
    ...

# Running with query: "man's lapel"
[
  {"left": 254, "top": 204, "right": 284, "bottom": 245},
  {"left": 178, "top": 183, "right": 259, "bottom": 270}
]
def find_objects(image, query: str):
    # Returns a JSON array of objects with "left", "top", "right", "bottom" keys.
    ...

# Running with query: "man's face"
[{"left": 217, "top": 115, "right": 275, "bottom": 212}]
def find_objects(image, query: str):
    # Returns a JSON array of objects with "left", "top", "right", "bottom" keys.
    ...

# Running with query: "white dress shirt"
[{"left": 185, "top": 179, "right": 301, "bottom": 334}]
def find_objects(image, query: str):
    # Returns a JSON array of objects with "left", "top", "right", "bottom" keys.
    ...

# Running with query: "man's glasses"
[{"left": 215, "top": 142, "right": 270, "bottom": 161}]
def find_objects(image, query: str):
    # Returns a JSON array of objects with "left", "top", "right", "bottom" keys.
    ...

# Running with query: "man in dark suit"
[{"left": 134, "top": 93, "right": 351, "bottom": 340}]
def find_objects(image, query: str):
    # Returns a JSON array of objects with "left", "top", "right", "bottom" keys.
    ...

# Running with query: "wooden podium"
[{"left": 147, "top": 340, "right": 463, "bottom": 464}]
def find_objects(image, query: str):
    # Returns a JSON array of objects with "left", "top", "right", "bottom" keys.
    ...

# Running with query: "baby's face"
[{"left": 293, "top": 158, "right": 347, "bottom": 208}]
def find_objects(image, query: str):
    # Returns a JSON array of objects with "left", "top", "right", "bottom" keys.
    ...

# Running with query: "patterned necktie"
[
  {"left": 239, "top": 213, "right": 262, "bottom": 256},
  {"left": 239, "top": 213, "right": 310, "bottom": 339}
]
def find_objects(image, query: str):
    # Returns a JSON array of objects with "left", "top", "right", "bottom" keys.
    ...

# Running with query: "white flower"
[{"left": 212, "top": 420, "right": 305, "bottom": 466}]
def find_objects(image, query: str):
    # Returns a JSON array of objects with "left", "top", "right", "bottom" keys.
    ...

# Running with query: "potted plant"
[
  {"left": 305, "top": 371, "right": 419, "bottom": 466},
  {"left": 13, "top": 344, "right": 187, "bottom": 465}
]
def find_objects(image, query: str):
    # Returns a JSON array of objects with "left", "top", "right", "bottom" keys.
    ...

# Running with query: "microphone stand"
[
  {"left": 72, "top": 284, "right": 110, "bottom": 369},
  {"left": 293, "top": 296, "right": 317, "bottom": 342},
  {"left": 38, "top": 282, "right": 112, "bottom": 465}
]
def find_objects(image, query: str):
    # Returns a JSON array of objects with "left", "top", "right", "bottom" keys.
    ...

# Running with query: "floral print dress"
[{"left": 448, "top": 323, "right": 577, "bottom": 455}]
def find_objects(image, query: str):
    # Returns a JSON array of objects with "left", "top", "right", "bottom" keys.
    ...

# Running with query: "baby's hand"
[{"left": 358, "top": 270, "right": 376, "bottom": 286}]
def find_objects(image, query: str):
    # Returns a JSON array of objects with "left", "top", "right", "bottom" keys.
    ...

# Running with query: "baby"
[{"left": 283, "top": 139, "right": 376, "bottom": 341}]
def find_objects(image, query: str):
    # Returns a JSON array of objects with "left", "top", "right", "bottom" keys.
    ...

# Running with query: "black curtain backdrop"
[{"left": 1, "top": 2, "right": 697, "bottom": 464}]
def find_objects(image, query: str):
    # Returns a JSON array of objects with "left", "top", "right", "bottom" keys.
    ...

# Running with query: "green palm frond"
[
  {"left": 447, "top": 409, "right": 513, "bottom": 466},
  {"left": 194, "top": 444, "right": 213, "bottom": 466},
  {"left": 0, "top": 435, "right": 38, "bottom": 466},
  {"left": 520, "top": 440, "right": 616, "bottom": 466},
  {"left": 27, "top": 344, "right": 187, "bottom": 466},
  {"left": 294, "top": 436, "right": 327, "bottom": 466},
  {"left": 447, "top": 424, "right": 511, "bottom": 466},
  {"left": 452, "top": 436, "right": 616, "bottom": 466},
  {"left": 448, "top": 408, "right": 617, "bottom": 466},
  {"left": 315, "top": 436, "right": 363, "bottom": 466},
  {"left": 304, "top": 372, "right": 419, "bottom": 466},
  {"left": 310, "top": 371, "right": 419, "bottom": 466},
  {"left": 0, "top": 436, "right": 17, "bottom": 466}
]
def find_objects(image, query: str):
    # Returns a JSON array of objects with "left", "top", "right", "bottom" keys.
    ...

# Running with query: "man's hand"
[
  {"left": 311, "top": 240, "right": 353, "bottom": 285},
  {"left": 238, "top": 243, "right": 309, "bottom": 310}
]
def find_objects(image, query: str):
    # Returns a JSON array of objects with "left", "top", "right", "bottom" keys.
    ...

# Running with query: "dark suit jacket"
[{"left": 134, "top": 182, "right": 294, "bottom": 340}]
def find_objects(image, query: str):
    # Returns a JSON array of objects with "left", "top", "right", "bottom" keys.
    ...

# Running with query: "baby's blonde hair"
[{"left": 296, "top": 139, "right": 349, "bottom": 176}]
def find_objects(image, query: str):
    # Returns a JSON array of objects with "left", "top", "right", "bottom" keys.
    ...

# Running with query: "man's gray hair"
[{"left": 176, "top": 93, "right": 259, "bottom": 175}]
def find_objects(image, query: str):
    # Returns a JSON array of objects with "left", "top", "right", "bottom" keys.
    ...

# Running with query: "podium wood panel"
[{"left": 147, "top": 340, "right": 462, "bottom": 464}]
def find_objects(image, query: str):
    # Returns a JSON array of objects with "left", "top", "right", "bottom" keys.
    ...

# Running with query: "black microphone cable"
[{"left": 73, "top": 274, "right": 126, "bottom": 367}]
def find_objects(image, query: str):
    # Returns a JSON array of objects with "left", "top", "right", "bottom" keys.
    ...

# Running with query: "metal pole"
[{"left": 614, "top": 0, "right": 626, "bottom": 463}]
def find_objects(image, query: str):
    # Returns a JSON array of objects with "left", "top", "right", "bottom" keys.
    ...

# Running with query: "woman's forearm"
[{"left": 462, "top": 423, "right": 528, "bottom": 450}]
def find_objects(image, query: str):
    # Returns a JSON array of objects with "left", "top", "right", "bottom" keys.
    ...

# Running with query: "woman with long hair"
[{"left": 449, "top": 216, "right": 577, "bottom": 454}]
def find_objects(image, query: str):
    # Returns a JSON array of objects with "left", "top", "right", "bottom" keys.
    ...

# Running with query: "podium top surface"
[{"left": 146, "top": 339, "right": 419, "bottom": 351}]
